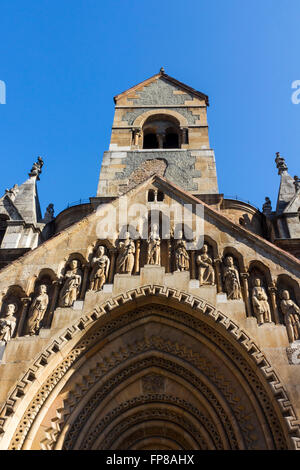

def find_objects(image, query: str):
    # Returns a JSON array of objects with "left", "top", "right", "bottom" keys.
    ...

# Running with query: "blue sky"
[{"left": 0, "top": 0, "right": 299, "bottom": 215}]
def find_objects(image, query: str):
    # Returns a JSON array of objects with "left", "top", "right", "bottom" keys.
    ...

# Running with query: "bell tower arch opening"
[{"left": 142, "top": 114, "right": 181, "bottom": 149}]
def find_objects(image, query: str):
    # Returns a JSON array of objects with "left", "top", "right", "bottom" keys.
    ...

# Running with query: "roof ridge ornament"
[
  {"left": 29, "top": 156, "right": 44, "bottom": 180},
  {"left": 275, "top": 152, "right": 288, "bottom": 175}
]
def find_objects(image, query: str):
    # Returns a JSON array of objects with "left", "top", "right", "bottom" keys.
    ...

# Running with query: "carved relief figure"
[
  {"left": 59, "top": 260, "right": 82, "bottom": 307},
  {"left": 223, "top": 256, "right": 242, "bottom": 300},
  {"left": 251, "top": 278, "right": 271, "bottom": 325},
  {"left": 147, "top": 224, "right": 161, "bottom": 265},
  {"left": 174, "top": 236, "right": 189, "bottom": 272},
  {"left": 27, "top": 284, "right": 49, "bottom": 335},
  {"left": 0, "top": 303, "right": 17, "bottom": 344},
  {"left": 116, "top": 232, "right": 135, "bottom": 274},
  {"left": 197, "top": 244, "right": 215, "bottom": 285},
  {"left": 89, "top": 246, "right": 110, "bottom": 291},
  {"left": 280, "top": 290, "right": 300, "bottom": 343}
]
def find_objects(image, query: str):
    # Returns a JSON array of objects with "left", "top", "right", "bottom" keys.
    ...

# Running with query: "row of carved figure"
[{"left": 0, "top": 231, "right": 299, "bottom": 345}]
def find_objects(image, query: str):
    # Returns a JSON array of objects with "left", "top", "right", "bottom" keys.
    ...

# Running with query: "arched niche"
[
  {"left": 132, "top": 110, "right": 188, "bottom": 150},
  {"left": 248, "top": 261, "right": 273, "bottom": 321},
  {"left": 3, "top": 286, "right": 300, "bottom": 450},
  {"left": 276, "top": 274, "right": 300, "bottom": 324},
  {"left": 1, "top": 285, "right": 27, "bottom": 338}
]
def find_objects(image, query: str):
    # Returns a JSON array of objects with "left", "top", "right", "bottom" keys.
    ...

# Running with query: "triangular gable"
[
  {"left": 114, "top": 69, "right": 209, "bottom": 106},
  {"left": 0, "top": 173, "right": 299, "bottom": 279},
  {"left": 0, "top": 194, "right": 24, "bottom": 221},
  {"left": 284, "top": 191, "right": 300, "bottom": 213}
]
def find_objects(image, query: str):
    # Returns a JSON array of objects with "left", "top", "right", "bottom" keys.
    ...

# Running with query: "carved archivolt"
[{"left": 1, "top": 285, "right": 299, "bottom": 450}]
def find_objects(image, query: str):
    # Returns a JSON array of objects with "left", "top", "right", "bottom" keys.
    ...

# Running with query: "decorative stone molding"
[
  {"left": 142, "top": 374, "right": 165, "bottom": 394},
  {"left": 0, "top": 285, "right": 299, "bottom": 450}
]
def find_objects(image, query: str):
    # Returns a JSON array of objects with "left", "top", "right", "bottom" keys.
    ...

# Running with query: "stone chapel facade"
[{"left": 0, "top": 69, "right": 299, "bottom": 450}]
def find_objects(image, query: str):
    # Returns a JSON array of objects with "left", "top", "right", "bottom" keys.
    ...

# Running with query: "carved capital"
[
  {"left": 21, "top": 297, "right": 31, "bottom": 307},
  {"left": 240, "top": 272, "right": 249, "bottom": 280}
]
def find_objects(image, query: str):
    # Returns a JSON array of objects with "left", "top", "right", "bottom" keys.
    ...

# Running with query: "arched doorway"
[{"left": 3, "top": 286, "right": 300, "bottom": 450}]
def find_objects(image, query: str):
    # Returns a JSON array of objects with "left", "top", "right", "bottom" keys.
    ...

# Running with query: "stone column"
[
  {"left": 268, "top": 283, "right": 280, "bottom": 325},
  {"left": 240, "top": 273, "right": 252, "bottom": 318},
  {"left": 80, "top": 264, "right": 89, "bottom": 300},
  {"left": 46, "top": 280, "right": 61, "bottom": 328},
  {"left": 108, "top": 250, "right": 116, "bottom": 284},
  {"left": 214, "top": 258, "right": 223, "bottom": 293},
  {"left": 167, "top": 240, "right": 172, "bottom": 273},
  {"left": 157, "top": 133, "right": 164, "bottom": 149},
  {"left": 190, "top": 251, "right": 196, "bottom": 279},
  {"left": 16, "top": 297, "right": 31, "bottom": 337},
  {"left": 180, "top": 127, "right": 188, "bottom": 146},
  {"left": 132, "top": 128, "right": 141, "bottom": 147},
  {"left": 134, "top": 239, "right": 141, "bottom": 274}
]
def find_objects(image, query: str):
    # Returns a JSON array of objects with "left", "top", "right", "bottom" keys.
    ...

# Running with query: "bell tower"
[{"left": 97, "top": 68, "right": 219, "bottom": 198}]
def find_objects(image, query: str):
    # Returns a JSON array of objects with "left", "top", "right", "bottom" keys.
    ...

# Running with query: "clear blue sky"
[{"left": 0, "top": 0, "right": 299, "bottom": 215}]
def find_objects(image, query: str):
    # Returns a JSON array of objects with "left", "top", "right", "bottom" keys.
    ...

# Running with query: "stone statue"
[
  {"left": 59, "top": 259, "right": 82, "bottom": 307},
  {"left": 44, "top": 203, "right": 54, "bottom": 223},
  {"left": 223, "top": 256, "right": 242, "bottom": 300},
  {"left": 197, "top": 244, "right": 215, "bottom": 285},
  {"left": 116, "top": 232, "right": 135, "bottom": 274},
  {"left": 251, "top": 278, "right": 271, "bottom": 325},
  {"left": 280, "top": 290, "right": 300, "bottom": 343},
  {"left": 147, "top": 224, "right": 161, "bottom": 265},
  {"left": 27, "top": 285, "right": 49, "bottom": 335},
  {"left": 275, "top": 152, "right": 288, "bottom": 175},
  {"left": 29, "top": 156, "right": 44, "bottom": 179},
  {"left": 262, "top": 197, "right": 272, "bottom": 216},
  {"left": 89, "top": 245, "right": 110, "bottom": 291},
  {"left": 174, "top": 236, "right": 189, "bottom": 272},
  {"left": 0, "top": 303, "right": 17, "bottom": 344}
]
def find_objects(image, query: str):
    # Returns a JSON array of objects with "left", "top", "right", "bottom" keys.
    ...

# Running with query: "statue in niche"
[
  {"left": 174, "top": 232, "right": 189, "bottom": 272},
  {"left": 251, "top": 278, "right": 271, "bottom": 325},
  {"left": 197, "top": 244, "right": 215, "bottom": 285},
  {"left": 27, "top": 284, "right": 49, "bottom": 335},
  {"left": 147, "top": 224, "right": 161, "bottom": 265},
  {"left": 59, "top": 259, "right": 82, "bottom": 307},
  {"left": 116, "top": 232, "right": 135, "bottom": 274},
  {"left": 280, "top": 290, "right": 300, "bottom": 343},
  {"left": 223, "top": 256, "right": 242, "bottom": 300},
  {"left": 89, "top": 245, "right": 110, "bottom": 291},
  {"left": 0, "top": 303, "right": 17, "bottom": 344}
]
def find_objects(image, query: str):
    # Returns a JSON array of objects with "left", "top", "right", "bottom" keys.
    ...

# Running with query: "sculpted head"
[
  {"left": 97, "top": 245, "right": 105, "bottom": 256},
  {"left": 226, "top": 256, "right": 234, "bottom": 267},
  {"left": 177, "top": 229, "right": 183, "bottom": 240},
  {"left": 254, "top": 278, "right": 261, "bottom": 287},
  {"left": 70, "top": 259, "right": 79, "bottom": 270},
  {"left": 281, "top": 290, "right": 290, "bottom": 301},
  {"left": 202, "top": 244, "right": 208, "bottom": 254},
  {"left": 39, "top": 284, "right": 47, "bottom": 294},
  {"left": 5, "top": 303, "right": 16, "bottom": 316}
]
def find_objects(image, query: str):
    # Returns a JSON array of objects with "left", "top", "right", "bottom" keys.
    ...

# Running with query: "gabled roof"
[
  {"left": 1, "top": 173, "right": 299, "bottom": 278},
  {"left": 114, "top": 69, "right": 209, "bottom": 106}
]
